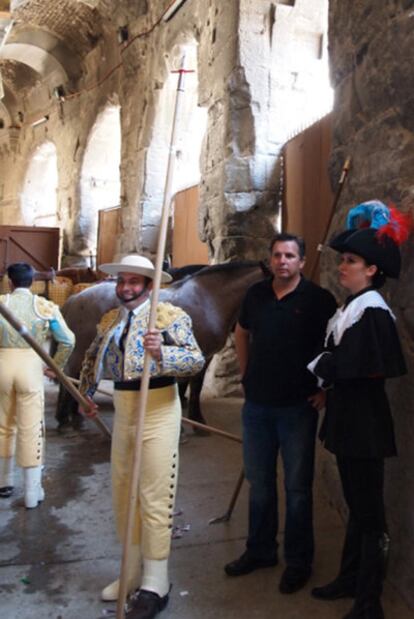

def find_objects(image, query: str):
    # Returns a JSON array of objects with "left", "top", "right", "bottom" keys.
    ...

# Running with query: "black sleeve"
[
  {"left": 312, "top": 288, "right": 337, "bottom": 356},
  {"left": 331, "top": 308, "right": 406, "bottom": 380},
  {"left": 312, "top": 351, "right": 336, "bottom": 386},
  {"left": 319, "top": 289, "right": 337, "bottom": 331},
  {"left": 238, "top": 289, "right": 251, "bottom": 330}
]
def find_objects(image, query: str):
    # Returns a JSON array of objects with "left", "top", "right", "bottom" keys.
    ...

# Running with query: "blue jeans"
[{"left": 242, "top": 399, "right": 318, "bottom": 568}]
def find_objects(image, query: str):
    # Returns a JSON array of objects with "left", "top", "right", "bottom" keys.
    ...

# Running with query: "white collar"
[
  {"left": 325, "top": 290, "right": 394, "bottom": 346},
  {"left": 12, "top": 288, "right": 32, "bottom": 295},
  {"left": 121, "top": 298, "right": 150, "bottom": 318}
]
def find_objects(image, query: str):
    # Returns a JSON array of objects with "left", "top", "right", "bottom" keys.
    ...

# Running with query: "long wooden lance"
[
  {"left": 309, "top": 155, "right": 352, "bottom": 281},
  {"left": 0, "top": 301, "right": 111, "bottom": 439},
  {"left": 116, "top": 55, "right": 191, "bottom": 619}
]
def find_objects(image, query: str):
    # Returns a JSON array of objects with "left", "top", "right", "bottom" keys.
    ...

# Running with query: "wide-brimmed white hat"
[{"left": 99, "top": 254, "right": 172, "bottom": 283}]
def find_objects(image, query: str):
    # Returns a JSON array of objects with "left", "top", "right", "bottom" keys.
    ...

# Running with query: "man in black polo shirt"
[{"left": 224, "top": 233, "right": 336, "bottom": 594}]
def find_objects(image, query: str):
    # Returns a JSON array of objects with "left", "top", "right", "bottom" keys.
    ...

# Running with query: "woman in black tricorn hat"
[{"left": 308, "top": 200, "right": 411, "bottom": 619}]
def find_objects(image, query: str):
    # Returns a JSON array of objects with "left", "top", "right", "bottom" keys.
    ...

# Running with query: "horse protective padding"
[
  {"left": 48, "top": 276, "right": 73, "bottom": 306},
  {"left": 0, "top": 275, "right": 12, "bottom": 294},
  {"left": 0, "top": 275, "right": 73, "bottom": 307},
  {"left": 71, "top": 282, "right": 95, "bottom": 295}
]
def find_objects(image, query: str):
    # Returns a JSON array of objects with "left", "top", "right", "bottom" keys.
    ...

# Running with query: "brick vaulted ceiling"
[
  {"left": 0, "top": 0, "right": 108, "bottom": 123},
  {"left": 0, "top": 0, "right": 150, "bottom": 125},
  {"left": 12, "top": 0, "right": 104, "bottom": 57}
]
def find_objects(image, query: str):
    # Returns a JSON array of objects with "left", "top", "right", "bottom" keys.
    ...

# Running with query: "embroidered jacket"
[
  {"left": 79, "top": 299, "right": 205, "bottom": 396},
  {"left": 0, "top": 288, "right": 76, "bottom": 369}
]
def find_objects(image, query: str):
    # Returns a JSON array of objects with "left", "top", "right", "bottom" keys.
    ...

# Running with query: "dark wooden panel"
[
  {"left": 0, "top": 225, "right": 60, "bottom": 274},
  {"left": 283, "top": 113, "right": 333, "bottom": 281},
  {"left": 172, "top": 186, "right": 208, "bottom": 267},
  {"left": 96, "top": 206, "right": 121, "bottom": 267}
]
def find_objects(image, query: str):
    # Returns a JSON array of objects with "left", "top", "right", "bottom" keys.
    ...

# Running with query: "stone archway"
[
  {"left": 140, "top": 40, "right": 208, "bottom": 253},
  {"left": 20, "top": 140, "right": 58, "bottom": 226},
  {"left": 79, "top": 103, "right": 121, "bottom": 260}
]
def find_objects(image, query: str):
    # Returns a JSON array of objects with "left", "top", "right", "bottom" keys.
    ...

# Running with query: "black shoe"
[
  {"left": 56, "top": 421, "right": 73, "bottom": 435},
  {"left": 0, "top": 486, "right": 13, "bottom": 498},
  {"left": 312, "top": 578, "right": 356, "bottom": 600},
  {"left": 343, "top": 600, "right": 384, "bottom": 619},
  {"left": 127, "top": 589, "right": 169, "bottom": 619},
  {"left": 71, "top": 416, "right": 85, "bottom": 431},
  {"left": 279, "top": 566, "right": 311, "bottom": 594},
  {"left": 224, "top": 551, "right": 278, "bottom": 576}
]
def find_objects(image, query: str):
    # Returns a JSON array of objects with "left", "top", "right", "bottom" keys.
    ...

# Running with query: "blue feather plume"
[{"left": 347, "top": 200, "right": 390, "bottom": 230}]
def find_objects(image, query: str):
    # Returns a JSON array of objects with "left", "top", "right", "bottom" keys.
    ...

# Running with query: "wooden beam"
[{"left": 0, "top": 11, "right": 11, "bottom": 20}]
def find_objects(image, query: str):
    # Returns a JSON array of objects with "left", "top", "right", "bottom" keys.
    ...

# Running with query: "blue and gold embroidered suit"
[{"left": 80, "top": 299, "right": 204, "bottom": 396}]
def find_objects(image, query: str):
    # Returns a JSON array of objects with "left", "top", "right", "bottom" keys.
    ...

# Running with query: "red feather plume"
[{"left": 376, "top": 204, "right": 413, "bottom": 246}]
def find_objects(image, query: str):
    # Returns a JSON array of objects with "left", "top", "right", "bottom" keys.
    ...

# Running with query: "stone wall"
[
  {"left": 0, "top": 0, "right": 330, "bottom": 266},
  {"left": 0, "top": 17, "right": 121, "bottom": 263},
  {"left": 323, "top": 0, "right": 414, "bottom": 608},
  {"left": 0, "top": 0, "right": 249, "bottom": 264}
]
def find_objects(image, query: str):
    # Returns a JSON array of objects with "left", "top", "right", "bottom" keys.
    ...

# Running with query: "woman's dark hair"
[
  {"left": 358, "top": 257, "right": 386, "bottom": 289},
  {"left": 371, "top": 270, "right": 387, "bottom": 290},
  {"left": 269, "top": 233, "right": 306, "bottom": 259},
  {"left": 7, "top": 263, "right": 34, "bottom": 288}
]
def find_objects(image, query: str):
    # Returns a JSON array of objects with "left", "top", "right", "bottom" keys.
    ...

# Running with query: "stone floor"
[{"left": 1, "top": 383, "right": 413, "bottom": 619}]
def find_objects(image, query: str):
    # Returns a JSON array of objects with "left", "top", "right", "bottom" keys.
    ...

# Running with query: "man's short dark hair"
[
  {"left": 269, "top": 233, "right": 306, "bottom": 259},
  {"left": 7, "top": 263, "right": 34, "bottom": 288}
]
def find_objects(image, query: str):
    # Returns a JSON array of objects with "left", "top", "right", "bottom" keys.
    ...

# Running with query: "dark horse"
[{"left": 56, "top": 261, "right": 268, "bottom": 429}]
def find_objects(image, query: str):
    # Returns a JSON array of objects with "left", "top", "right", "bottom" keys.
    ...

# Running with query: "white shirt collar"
[
  {"left": 121, "top": 297, "right": 150, "bottom": 318},
  {"left": 325, "top": 290, "right": 394, "bottom": 346},
  {"left": 12, "top": 288, "right": 32, "bottom": 295}
]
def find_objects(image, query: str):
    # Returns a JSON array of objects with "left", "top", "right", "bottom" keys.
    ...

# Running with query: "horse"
[
  {"left": 56, "top": 267, "right": 101, "bottom": 284},
  {"left": 55, "top": 261, "right": 268, "bottom": 429},
  {"left": 33, "top": 267, "right": 101, "bottom": 285}
]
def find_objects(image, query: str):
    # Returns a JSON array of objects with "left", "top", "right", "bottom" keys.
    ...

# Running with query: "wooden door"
[
  {"left": 172, "top": 186, "right": 209, "bottom": 267},
  {"left": 0, "top": 225, "right": 60, "bottom": 274},
  {"left": 96, "top": 206, "right": 121, "bottom": 267},
  {"left": 283, "top": 113, "right": 333, "bottom": 281}
]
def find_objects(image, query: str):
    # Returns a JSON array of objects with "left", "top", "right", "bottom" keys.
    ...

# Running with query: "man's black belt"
[{"left": 114, "top": 376, "right": 176, "bottom": 391}]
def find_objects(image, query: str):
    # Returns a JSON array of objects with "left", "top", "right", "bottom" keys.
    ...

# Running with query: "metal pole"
[
  {"left": 0, "top": 301, "right": 111, "bottom": 438},
  {"left": 116, "top": 56, "right": 189, "bottom": 619},
  {"left": 209, "top": 469, "right": 245, "bottom": 524}
]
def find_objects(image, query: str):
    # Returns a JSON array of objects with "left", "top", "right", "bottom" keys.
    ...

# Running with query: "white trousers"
[
  {"left": 112, "top": 384, "right": 181, "bottom": 559},
  {"left": 0, "top": 349, "right": 44, "bottom": 467}
]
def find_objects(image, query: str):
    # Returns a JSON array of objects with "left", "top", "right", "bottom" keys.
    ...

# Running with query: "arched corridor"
[
  {"left": 79, "top": 104, "right": 121, "bottom": 260},
  {"left": 20, "top": 141, "right": 58, "bottom": 227},
  {"left": 140, "top": 41, "right": 208, "bottom": 253}
]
